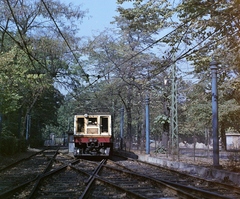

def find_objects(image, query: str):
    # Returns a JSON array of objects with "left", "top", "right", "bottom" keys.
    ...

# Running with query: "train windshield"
[{"left": 88, "top": 117, "right": 97, "bottom": 126}]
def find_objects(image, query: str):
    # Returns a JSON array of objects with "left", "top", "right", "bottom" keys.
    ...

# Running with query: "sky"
[{"left": 61, "top": 0, "right": 119, "bottom": 37}]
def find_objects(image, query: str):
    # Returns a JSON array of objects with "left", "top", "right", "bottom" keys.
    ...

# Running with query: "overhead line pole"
[
  {"left": 145, "top": 95, "right": 150, "bottom": 154},
  {"left": 120, "top": 107, "right": 124, "bottom": 150},
  {"left": 210, "top": 60, "right": 220, "bottom": 168},
  {"left": 170, "top": 61, "right": 179, "bottom": 160}
]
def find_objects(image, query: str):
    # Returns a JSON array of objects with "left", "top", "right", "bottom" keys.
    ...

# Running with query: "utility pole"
[{"left": 170, "top": 62, "right": 178, "bottom": 159}]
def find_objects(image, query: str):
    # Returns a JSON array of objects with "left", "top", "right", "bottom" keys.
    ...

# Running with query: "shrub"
[
  {"left": 0, "top": 134, "right": 18, "bottom": 155},
  {"left": 18, "top": 136, "right": 28, "bottom": 152},
  {"left": 0, "top": 133, "right": 28, "bottom": 156},
  {"left": 29, "top": 135, "right": 44, "bottom": 148}
]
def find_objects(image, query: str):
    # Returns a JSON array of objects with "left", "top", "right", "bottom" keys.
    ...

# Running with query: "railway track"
[
  {"left": 1, "top": 150, "right": 239, "bottom": 198},
  {"left": 107, "top": 156, "right": 240, "bottom": 199},
  {"left": 0, "top": 147, "right": 64, "bottom": 198}
]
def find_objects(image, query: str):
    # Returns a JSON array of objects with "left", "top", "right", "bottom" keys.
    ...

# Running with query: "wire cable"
[
  {"left": 84, "top": 1, "right": 221, "bottom": 87},
  {"left": 41, "top": 0, "right": 89, "bottom": 82}
]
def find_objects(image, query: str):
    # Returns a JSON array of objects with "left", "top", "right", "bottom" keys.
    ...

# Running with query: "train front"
[{"left": 73, "top": 114, "right": 112, "bottom": 157}]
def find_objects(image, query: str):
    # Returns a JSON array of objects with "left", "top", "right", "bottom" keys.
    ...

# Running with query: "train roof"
[{"left": 74, "top": 112, "right": 111, "bottom": 116}]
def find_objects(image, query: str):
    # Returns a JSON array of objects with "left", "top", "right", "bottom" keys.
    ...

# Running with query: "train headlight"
[
  {"left": 89, "top": 138, "right": 93, "bottom": 142},
  {"left": 99, "top": 148, "right": 105, "bottom": 154}
]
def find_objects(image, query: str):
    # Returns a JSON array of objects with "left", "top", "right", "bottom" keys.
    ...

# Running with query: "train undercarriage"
[{"left": 73, "top": 140, "right": 112, "bottom": 157}]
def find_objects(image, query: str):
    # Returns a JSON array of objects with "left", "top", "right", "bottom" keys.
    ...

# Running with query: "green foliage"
[
  {"left": 0, "top": 135, "right": 18, "bottom": 156},
  {"left": 116, "top": 0, "right": 174, "bottom": 33},
  {"left": 1, "top": 0, "right": 240, "bottom": 151},
  {"left": 0, "top": 0, "right": 87, "bottom": 141},
  {"left": 29, "top": 135, "right": 44, "bottom": 148},
  {"left": 0, "top": 132, "right": 27, "bottom": 156},
  {"left": 154, "top": 114, "right": 169, "bottom": 125},
  {"left": 18, "top": 137, "right": 28, "bottom": 152}
]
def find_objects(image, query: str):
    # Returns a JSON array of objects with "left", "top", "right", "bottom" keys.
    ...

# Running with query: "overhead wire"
[
  {"left": 85, "top": 1, "right": 223, "bottom": 90},
  {"left": 2, "top": 0, "right": 89, "bottom": 96},
  {"left": 41, "top": 0, "right": 89, "bottom": 82},
  {"left": 5, "top": 0, "right": 38, "bottom": 71},
  {"left": 2, "top": 0, "right": 234, "bottom": 94},
  {"left": 83, "top": 1, "right": 221, "bottom": 85},
  {"left": 4, "top": 0, "right": 52, "bottom": 93}
]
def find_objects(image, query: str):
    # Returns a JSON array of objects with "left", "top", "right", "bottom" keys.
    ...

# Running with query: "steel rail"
[
  {"left": 136, "top": 158, "right": 238, "bottom": 198},
  {"left": 0, "top": 149, "right": 45, "bottom": 172},
  {"left": 109, "top": 156, "right": 236, "bottom": 199},
  {"left": 84, "top": 177, "right": 148, "bottom": 199},
  {"left": 0, "top": 148, "right": 58, "bottom": 198},
  {"left": 26, "top": 157, "right": 86, "bottom": 198},
  {"left": 26, "top": 147, "right": 62, "bottom": 198},
  {"left": 0, "top": 147, "right": 60, "bottom": 198},
  {"left": 101, "top": 164, "right": 199, "bottom": 199},
  {"left": 79, "top": 159, "right": 107, "bottom": 198}
]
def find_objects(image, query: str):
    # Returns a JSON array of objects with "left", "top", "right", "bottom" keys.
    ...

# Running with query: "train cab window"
[
  {"left": 100, "top": 117, "right": 108, "bottom": 133},
  {"left": 88, "top": 118, "right": 97, "bottom": 126},
  {"left": 77, "top": 118, "right": 84, "bottom": 132}
]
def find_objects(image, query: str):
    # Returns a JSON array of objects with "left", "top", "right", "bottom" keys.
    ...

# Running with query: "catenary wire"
[
  {"left": 3, "top": 0, "right": 233, "bottom": 93},
  {"left": 40, "top": 0, "right": 89, "bottom": 82}
]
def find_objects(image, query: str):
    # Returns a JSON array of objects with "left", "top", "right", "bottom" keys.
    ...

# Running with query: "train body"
[{"left": 73, "top": 113, "right": 112, "bottom": 157}]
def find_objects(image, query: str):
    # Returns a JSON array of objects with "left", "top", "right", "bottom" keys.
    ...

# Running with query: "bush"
[
  {"left": 29, "top": 136, "right": 44, "bottom": 148},
  {"left": 0, "top": 134, "right": 18, "bottom": 155},
  {"left": 0, "top": 133, "right": 28, "bottom": 156},
  {"left": 18, "top": 136, "right": 28, "bottom": 152}
]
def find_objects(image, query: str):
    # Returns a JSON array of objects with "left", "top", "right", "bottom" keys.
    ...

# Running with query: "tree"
[
  {"left": 116, "top": 0, "right": 174, "bottom": 34},
  {"left": 0, "top": 0, "right": 88, "bottom": 145},
  {"left": 116, "top": 0, "right": 240, "bottom": 147}
]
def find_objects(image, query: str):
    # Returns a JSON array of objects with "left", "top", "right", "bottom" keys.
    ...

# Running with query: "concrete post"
[
  {"left": 210, "top": 60, "right": 220, "bottom": 167},
  {"left": 145, "top": 95, "right": 150, "bottom": 154}
]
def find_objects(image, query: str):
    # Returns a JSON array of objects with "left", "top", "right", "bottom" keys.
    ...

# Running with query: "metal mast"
[
  {"left": 210, "top": 60, "right": 220, "bottom": 167},
  {"left": 170, "top": 61, "right": 178, "bottom": 159}
]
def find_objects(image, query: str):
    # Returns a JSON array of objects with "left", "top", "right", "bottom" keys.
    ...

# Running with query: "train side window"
[
  {"left": 77, "top": 118, "right": 84, "bottom": 132},
  {"left": 100, "top": 117, "right": 108, "bottom": 133}
]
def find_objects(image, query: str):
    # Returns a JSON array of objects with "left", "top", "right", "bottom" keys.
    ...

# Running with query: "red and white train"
[{"left": 73, "top": 113, "right": 112, "bottom": 157}]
